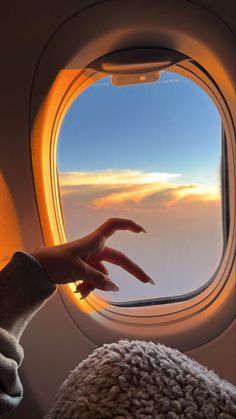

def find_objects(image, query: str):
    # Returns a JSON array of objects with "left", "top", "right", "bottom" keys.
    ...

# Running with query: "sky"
[{"left": 57, "top": 71, "right": 223, "bottom": 303}]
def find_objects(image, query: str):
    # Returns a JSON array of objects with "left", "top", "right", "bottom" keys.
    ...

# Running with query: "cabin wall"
[{"left": 0, "top": 1, "right": 235, "bottom": 417}]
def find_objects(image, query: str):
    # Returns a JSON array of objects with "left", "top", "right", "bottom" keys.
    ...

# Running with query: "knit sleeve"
[{"left": 0, "top": 252, "right": 57, "bottom": 415}]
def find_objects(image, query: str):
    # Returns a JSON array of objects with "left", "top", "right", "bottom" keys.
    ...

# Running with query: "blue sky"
[{"left": 58, "top": 71, "right": 221, "bottom": 187}]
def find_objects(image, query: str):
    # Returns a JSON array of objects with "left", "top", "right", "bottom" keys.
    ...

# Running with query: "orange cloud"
[
  {"left": 59, "top": 170, "right": 181, "bottom": 186},
  {"left": 59, "top": 170, "right": 220, "bottom": 210}
]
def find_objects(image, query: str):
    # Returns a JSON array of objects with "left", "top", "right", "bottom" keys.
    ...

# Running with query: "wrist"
[{"left": 29, "top": 247, "right": 56, "bottom": 284}]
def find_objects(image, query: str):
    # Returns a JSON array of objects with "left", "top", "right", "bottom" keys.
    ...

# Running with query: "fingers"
[
  {"left": 75, "top": 262, "right": 109, "bottom": 299},
  {"left": 75, "top": 281, "right": 94, "bottom": 299},
  {"left": 95, "top": 218, "right": 147, "bottom": 239},
  {"left": 100, "top": 247, "right": 155, "bottom": 284},
  {"left": 75, "top": 257, "right": 119, "bottom": 292},
  {"left": 95, "top": 262, "right": 109, "bottom": 276}
]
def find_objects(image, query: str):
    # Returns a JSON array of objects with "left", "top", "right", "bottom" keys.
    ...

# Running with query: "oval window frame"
[
  {"left": 32, "top": 57, "right": 235, "bottom": 350},
  {"left": 31, "top": 0, "right": 235, "bottom": 351}
]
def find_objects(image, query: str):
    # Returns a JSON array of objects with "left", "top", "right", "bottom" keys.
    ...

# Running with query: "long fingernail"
[
  {"left": 137, "top": 225, "right": 147, "bottom": 233},
  {"left": 80, "top": 294, "right": 89, "bottom": 300},
  {"left": 74, "top": 286, "right": 81, "bottom": 294},
  {"left": 147, "top": 277, "right": 155, "bottom": 285},
  {"left": 104, "top": 281, "right": 119, "bottom": 292},
  {"left": 80, "top": 290, "right": 91, "bottom": 299}
]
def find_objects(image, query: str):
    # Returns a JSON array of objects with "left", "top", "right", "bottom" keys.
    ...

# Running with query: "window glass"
[{"left": 57, "top": 71, "right": 224, "bottom": 304}]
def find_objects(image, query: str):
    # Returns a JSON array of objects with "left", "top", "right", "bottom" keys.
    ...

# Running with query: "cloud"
[
  {"left": 158, "top": 78, "right": 181, "bottom": 86},
  {"left": 92, "top": 81, "right": 111, "bottom": 88},
  {"left": 59, "top": 170, "right": 220, "bottom": 210},
  {"left": 59, "top": 170, "right": 181, "bottom": 186}
]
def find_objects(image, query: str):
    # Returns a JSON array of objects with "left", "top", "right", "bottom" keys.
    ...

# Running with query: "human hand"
[{"left": 30, "top": 218, "right": 154, "bottom": 299}]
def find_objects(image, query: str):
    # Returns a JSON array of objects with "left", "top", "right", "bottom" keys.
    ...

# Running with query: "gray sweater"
[
  {"left": 1, "top": 253, "right": 236, "bottom": 418},
  {"left": 0, "top": 251, "right": 57, "bottom": 415}
]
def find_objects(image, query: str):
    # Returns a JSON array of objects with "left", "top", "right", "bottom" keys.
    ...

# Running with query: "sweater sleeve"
[{"left": 0, "top": 251, "right": 57, "bottom": 415}]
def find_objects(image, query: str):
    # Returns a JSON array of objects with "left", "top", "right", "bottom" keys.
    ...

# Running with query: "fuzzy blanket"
[{"left": 46, "top": 340, "right": 236, "bottom": 418}]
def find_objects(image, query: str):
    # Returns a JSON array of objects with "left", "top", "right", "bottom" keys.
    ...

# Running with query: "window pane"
[{"left": 57, "top": 71, "right": 224, "bottom": 303}]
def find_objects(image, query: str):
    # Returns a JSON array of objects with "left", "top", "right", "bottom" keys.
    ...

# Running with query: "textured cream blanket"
[{"left": 46, "top": 340, "right": 236, "bottom": 419}]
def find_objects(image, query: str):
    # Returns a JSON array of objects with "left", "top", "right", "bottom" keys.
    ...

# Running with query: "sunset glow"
[{"left": 60, "top": 170, "right": 220, "bottom": 209}]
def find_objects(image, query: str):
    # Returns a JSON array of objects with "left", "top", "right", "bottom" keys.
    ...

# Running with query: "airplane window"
[{"left": 57, "top": 71, "right": 225, "bottom": 305}]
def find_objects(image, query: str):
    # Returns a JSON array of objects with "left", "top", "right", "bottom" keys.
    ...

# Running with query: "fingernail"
[
  {"left": 104, "top": 281, "right": 119, "bottom": 292},
  {"left": 147, "top": 277, "right": 155, "bottom": 285},
  {"left": 141, "top": 228, "right": 147, "bottom": 233},
  {"left": 80, "top": 294, "right": 90, "bottom": 300}
]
